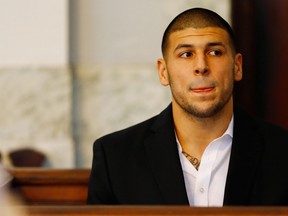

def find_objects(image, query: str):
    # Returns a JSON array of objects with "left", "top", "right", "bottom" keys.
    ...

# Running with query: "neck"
[{"left": 173, "top": 99, "right": 233, "bottom": 159}]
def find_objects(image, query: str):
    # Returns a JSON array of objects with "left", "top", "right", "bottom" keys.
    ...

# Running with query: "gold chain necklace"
[{"left": 182, "top": 151, "right": 201, "bottom": 170}]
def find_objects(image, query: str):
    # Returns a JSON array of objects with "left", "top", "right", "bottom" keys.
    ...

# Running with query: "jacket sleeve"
[{"left": 86, "top": 139, "right": 117, "bottom": 204}]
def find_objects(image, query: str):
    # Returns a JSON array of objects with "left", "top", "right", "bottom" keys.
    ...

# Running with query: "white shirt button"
[{"left": 200, "top": 188, "right": 205, "bottom": 193}]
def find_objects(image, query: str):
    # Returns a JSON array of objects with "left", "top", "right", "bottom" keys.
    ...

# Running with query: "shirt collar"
[
  {"left": 176, "top": 115, "right": 234, "bottom": 152},
  {"left": 224, "top": 115, "right": 234, "bottom": 138}
]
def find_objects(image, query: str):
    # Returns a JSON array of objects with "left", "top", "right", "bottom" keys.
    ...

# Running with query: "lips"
[
  {"left": 188, "top": 80, "right": 216, "bottom": 94},
  {"left": 191, "top": 87, "right": 215, "bottom": 93}
]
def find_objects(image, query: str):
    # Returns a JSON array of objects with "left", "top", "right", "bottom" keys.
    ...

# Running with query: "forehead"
[{"left": 169, "top": 27, "right": 231, "bottom": 49}]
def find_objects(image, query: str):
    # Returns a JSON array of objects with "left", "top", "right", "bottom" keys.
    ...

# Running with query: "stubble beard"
[
  {"left": 169, "top": 73, "right": 235, "bottom": 119},
  {"left": 174, "top": 88, "right": 233, "bottom": 119}
]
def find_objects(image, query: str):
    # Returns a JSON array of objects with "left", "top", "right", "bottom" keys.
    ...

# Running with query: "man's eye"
[
  {"left": 210, "top": 50, "right": 222, "bottom": 56},
  {"left": 180, "top": 52, "right": 192, "bottom": 58}
]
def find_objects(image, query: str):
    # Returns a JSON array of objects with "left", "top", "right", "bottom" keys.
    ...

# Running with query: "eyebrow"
[{"left": 173, "top": 42, "right": 226, "bottom": 54}]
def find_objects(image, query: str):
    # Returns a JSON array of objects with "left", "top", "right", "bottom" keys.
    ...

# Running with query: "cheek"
[
  {"left": 223, "top": 69, "right": 235, "bottom": 90},
  {"left": 215, "top": 66, "right": 235, "bottom": 89},
  {"left": 167, "top": 65, "right": 190, "bottom": 85},
  {"left": 172, "top": 74, "right": 190, "bottom": 89}
]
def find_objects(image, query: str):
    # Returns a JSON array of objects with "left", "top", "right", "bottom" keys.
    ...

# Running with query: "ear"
[
  {"left": 234, "top": 53, "right": 243, "bottom": 81},
  {"left": 157, "top": 58, "right": 170, "bottom": 86}
]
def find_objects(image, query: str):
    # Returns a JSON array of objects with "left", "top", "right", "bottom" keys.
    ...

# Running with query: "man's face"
[{"left": 157, "top": 27, "right": 242, "bottom": 118}]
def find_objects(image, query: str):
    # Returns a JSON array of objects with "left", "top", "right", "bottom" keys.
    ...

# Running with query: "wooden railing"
[
  {"left": 9, "top": 168, "right": 90, "bottom": 205},
  {"left": 13, "top": 205, "right": 288, "bottom": 216},
  {"left": 7, "top": 169, "right": 288, "bottom": 215}
]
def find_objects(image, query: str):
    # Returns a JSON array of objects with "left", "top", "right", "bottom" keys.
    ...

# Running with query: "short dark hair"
[{"left": 161, "top": 8, "right": 236, "bottom": 57}]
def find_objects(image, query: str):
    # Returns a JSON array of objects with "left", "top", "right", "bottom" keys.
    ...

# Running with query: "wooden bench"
[{"left": 9, "top": 168, "right": 90, "bottom": 205}]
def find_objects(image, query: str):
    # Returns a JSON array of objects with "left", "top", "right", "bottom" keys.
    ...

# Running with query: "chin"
[{"left": 186, "top": 103, "right": 225, "bottom": 119}]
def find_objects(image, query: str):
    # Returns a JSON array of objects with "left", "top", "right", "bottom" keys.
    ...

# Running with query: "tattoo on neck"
[{"left": 182, "top": 151, "right": 201, "bottom": 170}]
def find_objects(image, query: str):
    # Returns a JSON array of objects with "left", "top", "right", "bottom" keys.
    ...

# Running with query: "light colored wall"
[
  {"left": 0, "top": 0, "right": 231, "bottom": 168},
  {"left": 0, "top": 0, "right": 68, "bottom": 66},
  {"left": 74, "top": 0, "right": 231, "bottom": 65},
  {"left": 0, "top": 0, "right": 73, "bottom": 167}
]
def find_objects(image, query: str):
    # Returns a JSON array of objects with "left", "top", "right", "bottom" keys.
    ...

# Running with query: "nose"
[{"left": 194, "top": 54, "right": 209, "bottom": 76}]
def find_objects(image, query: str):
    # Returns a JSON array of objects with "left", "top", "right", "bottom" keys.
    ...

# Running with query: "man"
[{"left": 87, "top": 8, "right": 288, "bottom": 206}]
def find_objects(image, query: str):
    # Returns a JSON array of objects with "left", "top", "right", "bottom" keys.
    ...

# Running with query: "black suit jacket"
[{"left": 87, "top": 104, "right": 288, "bottom": 205}]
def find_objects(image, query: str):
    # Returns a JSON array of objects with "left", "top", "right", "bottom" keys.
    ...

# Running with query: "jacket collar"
[
  {"left": 224, "top": 108, "right": 264, "bottom": 205},
  {"left": 144, "top": 104, "right": 189, "bottom": 205}
]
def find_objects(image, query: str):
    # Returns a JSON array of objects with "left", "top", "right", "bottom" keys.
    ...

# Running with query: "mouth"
[{"left": 190, "top": 87, "right": 215, "bottom": 93}]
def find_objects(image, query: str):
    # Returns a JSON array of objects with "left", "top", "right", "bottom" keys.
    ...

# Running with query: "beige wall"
[
  {"left": 0, "top": 0, "right": 68, "bottom": 66},
  {"left": 73, "top": 0, "right": 231, "bottom": 65},
  {"left": 0, "top": 0, "right": 73, "bottom": 167}
]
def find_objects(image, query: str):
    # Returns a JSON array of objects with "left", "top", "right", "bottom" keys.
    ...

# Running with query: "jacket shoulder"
[
  {"left": 235, "top": 108, "right": 288, "bottom": 143},
  {"left": 97, "top": 115, "right": 157, "bottom": 144},
  {"left": 94, "top": 104, "right": 173, "bottom": 150}
]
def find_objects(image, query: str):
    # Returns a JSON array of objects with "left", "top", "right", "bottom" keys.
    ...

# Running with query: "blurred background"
[{"left": 0, "top": 0, "right": 287, "bottom": 168}]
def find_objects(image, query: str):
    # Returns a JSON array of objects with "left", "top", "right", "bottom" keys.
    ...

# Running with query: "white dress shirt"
[{"left": 176, "top": 117, "right": 233, "bottom": 206}]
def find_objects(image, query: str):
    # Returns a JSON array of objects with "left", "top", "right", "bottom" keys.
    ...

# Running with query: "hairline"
[
  {"left": 164, "top": 26, "right": 236, "bottom": 59},
  {"left": 161, "top": 8, "right": 237, "bottom": 58}
]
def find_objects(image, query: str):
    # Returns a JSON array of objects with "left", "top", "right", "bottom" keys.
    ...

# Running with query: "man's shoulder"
[
  {"left": 94, "top": 104, "right": 173, "bottom": 148},
  {"left": 235, "top": 107, "right": 288, "bottom": 140},
  {"left": 100, "top": 115, "right": 157, "bottom": 141},
  {"left": 258, "top": 118, "right": 288, "bottom": 140}
]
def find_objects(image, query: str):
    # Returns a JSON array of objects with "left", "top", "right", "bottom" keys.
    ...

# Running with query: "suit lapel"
[
  {"left": 224, "top": 109, "right": 264, "bottom": 205},
  {"left": 144, "top": 105, "right": 189, "bottom": 205}
]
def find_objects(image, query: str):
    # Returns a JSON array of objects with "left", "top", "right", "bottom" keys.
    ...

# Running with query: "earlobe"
[
  {"left": 234, "top": 53, "right": 243, "bottom": 81},
  {"left": 157, "top": 58, "right": 170, "bottom": 86}
]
